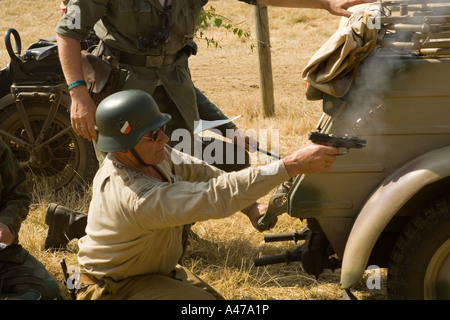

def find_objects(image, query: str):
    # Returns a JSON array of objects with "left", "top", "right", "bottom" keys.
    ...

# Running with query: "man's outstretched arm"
[{"left": 257, "top": 0, "right": 374, "bottom": 17}]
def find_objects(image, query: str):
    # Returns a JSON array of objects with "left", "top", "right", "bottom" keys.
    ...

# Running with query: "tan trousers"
[{"left": 76, "top": 265, "right": 224, "bottom": 300}]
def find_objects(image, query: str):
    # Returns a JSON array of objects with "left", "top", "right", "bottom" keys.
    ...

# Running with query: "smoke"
[
  {"left": 348, "top": 0, "right": 450, "bottom": 109},
  {"left": 344, "top": 53, "right": 408, "bottom": 133}
]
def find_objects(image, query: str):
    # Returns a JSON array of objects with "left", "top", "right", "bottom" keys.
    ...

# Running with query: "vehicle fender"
[
  {"left": 340, "top": 145, "right": 450, "bottom": 289},
  {"left": 0, "top": 91, "right": 71, "bottom": 111},
  {"left": 0, "top": 93, "right": 15, "bottom": 110}
]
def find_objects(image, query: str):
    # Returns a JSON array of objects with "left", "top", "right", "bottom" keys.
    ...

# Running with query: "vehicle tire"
[
  {"left": 387, "top": 194, "right": 450, "bottom": 299},
  {"left": 0, "top": 100, "right": 98, "bottom": 191}
]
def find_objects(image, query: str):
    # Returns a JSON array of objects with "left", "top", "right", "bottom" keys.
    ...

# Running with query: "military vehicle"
[
  {"left": 0, "top": 29, "right": 99, "bottom": 190},
  {"left": 256, "top": 0, "right": 450, "bottom": 300}
]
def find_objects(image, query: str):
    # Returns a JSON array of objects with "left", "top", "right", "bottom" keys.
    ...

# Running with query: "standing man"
[
  {"left": 56, "top": 0, "right": 372, "bottom": 168},
  {"left": 73, "top": 90, "right": 337, "bottom": 300}
]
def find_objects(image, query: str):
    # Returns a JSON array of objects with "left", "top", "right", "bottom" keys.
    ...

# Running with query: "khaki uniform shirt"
[{"left": 78, "top": 147, "right": 289, "bottom": 281}]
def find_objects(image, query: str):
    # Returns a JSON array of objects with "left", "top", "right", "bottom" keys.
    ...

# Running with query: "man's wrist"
[
  {"left": 68, "top": 83, "right": 90, "bottom": 97},
  {"left": 282, "top": 154, "right": 298, "bottom": 177},
  {"left": 68, "top": 80, "right": 87, "bottom": 90}
]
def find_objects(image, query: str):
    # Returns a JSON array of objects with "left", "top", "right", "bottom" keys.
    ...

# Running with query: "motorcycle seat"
[{"left": 22, "top": 43, "right": 58, "bottom": 61}]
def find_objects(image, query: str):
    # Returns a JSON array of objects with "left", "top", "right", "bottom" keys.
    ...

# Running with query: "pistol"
[{"left": 309, "top": 132, "right": 366, "bottom": 154}]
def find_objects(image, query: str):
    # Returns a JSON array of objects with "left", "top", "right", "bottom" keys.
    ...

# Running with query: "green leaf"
[{"left": 195, "top": 6, "right": 253, "bottom": 49}]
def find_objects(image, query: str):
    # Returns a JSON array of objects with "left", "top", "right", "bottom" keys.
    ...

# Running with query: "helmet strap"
[{"left": 130, "top": 147, "right": 152, "bottom": 167}]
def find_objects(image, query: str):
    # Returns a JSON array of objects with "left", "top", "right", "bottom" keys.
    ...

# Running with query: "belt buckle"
[{"left": 146, "top": 55, "right": 164, "bottom": 68}]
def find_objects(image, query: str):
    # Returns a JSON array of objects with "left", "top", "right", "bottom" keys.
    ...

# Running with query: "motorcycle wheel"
[{"left": 0, "top": 100, "right": 98, "bottom": 191}]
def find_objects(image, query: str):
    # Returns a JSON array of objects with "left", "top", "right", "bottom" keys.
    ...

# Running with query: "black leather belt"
[{"left": 119, "top": 52, "right": 177, "bottom": 68}]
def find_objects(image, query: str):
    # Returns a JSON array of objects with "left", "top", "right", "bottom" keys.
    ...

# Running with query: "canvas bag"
[
  {"left": 302, "top": 4, "right": 382, "bottom": 98},
  {"left": 81, "top": 50, "right": 120, "bottom": 106}
]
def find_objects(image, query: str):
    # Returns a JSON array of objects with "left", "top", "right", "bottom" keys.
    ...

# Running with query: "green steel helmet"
[{"left": 95, "top": 90, "right": 171, "bottom": 152}]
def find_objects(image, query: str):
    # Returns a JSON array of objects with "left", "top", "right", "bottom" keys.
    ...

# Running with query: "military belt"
[
  {"left": 119, "top": 52, "right": 177, "bottom": 68},
  {"left": 80, "top": 272, "right": 100, "bottom": 285}
]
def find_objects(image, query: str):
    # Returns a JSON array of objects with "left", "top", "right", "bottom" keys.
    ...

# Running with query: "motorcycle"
[{"left": 0, "top": 28, "right": 98, "bottom": 191}]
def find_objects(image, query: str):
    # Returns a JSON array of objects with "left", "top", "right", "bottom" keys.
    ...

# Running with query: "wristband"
[{"left": 68, "top": 80, "right": 87, "bottom": 90}]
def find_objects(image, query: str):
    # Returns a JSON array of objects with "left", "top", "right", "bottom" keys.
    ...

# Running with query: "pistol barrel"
[{"left": 309, "top": 132, "right": 366, "bottom": 149}]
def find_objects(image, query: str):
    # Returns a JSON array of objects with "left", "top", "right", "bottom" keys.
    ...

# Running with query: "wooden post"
[{"left": 254, "top": 3, "right": 275, "bottom": 117}]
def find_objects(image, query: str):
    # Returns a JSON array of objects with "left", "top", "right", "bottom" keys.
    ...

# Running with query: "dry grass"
[{"left": 2, "top": 0, "right": 387, "bottom": 300}]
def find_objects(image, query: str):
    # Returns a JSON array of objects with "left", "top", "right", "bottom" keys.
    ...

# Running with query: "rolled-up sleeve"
[{"left": 55, "top": 0, "right": 108, "bottom": 40}]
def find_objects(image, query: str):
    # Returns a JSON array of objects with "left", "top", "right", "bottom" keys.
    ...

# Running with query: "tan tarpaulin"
[{"left": 302, "top": 4, "right": 382, "bottom": 98}]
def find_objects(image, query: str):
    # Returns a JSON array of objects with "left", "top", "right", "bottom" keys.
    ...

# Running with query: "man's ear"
[
  {"left": 115, "top": 150, "right": 130, "bottom": 156},
  {"left": 113, "top": 149, "right": 133, "bottom": 161}
]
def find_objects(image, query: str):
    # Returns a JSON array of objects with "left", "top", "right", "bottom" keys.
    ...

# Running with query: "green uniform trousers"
[{"left": 0, "top": 245, "right": 60, "bottom": 300}]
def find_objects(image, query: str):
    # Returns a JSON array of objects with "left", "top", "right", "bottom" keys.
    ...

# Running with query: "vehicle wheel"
[
  {"left": 0, "top": 100, "right": 98, "bottom": 191},
  {"left": 387, "top": 194, "right": 450, "bottom": 299}
]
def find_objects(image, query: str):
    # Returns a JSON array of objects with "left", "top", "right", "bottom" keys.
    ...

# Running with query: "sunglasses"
[{"left": 141, "top": 125, "right": 166, "bottom": 141}]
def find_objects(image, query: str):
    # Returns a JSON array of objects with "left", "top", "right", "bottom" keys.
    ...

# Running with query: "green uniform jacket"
[
  {"left": 56, "top": 0, "right": 209, "bottom": 134},
  {"left": 0, "top": 140, "right": 31, "bottom": 241}
]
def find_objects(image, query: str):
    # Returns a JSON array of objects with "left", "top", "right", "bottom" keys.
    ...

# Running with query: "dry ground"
[{"left": 1, "top": 0, "right": 387, "bottom": 300}]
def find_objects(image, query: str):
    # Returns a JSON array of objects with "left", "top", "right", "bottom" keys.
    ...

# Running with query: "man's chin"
[{"left": 157, "top": 150, "right": 166, "bottom": 163}]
